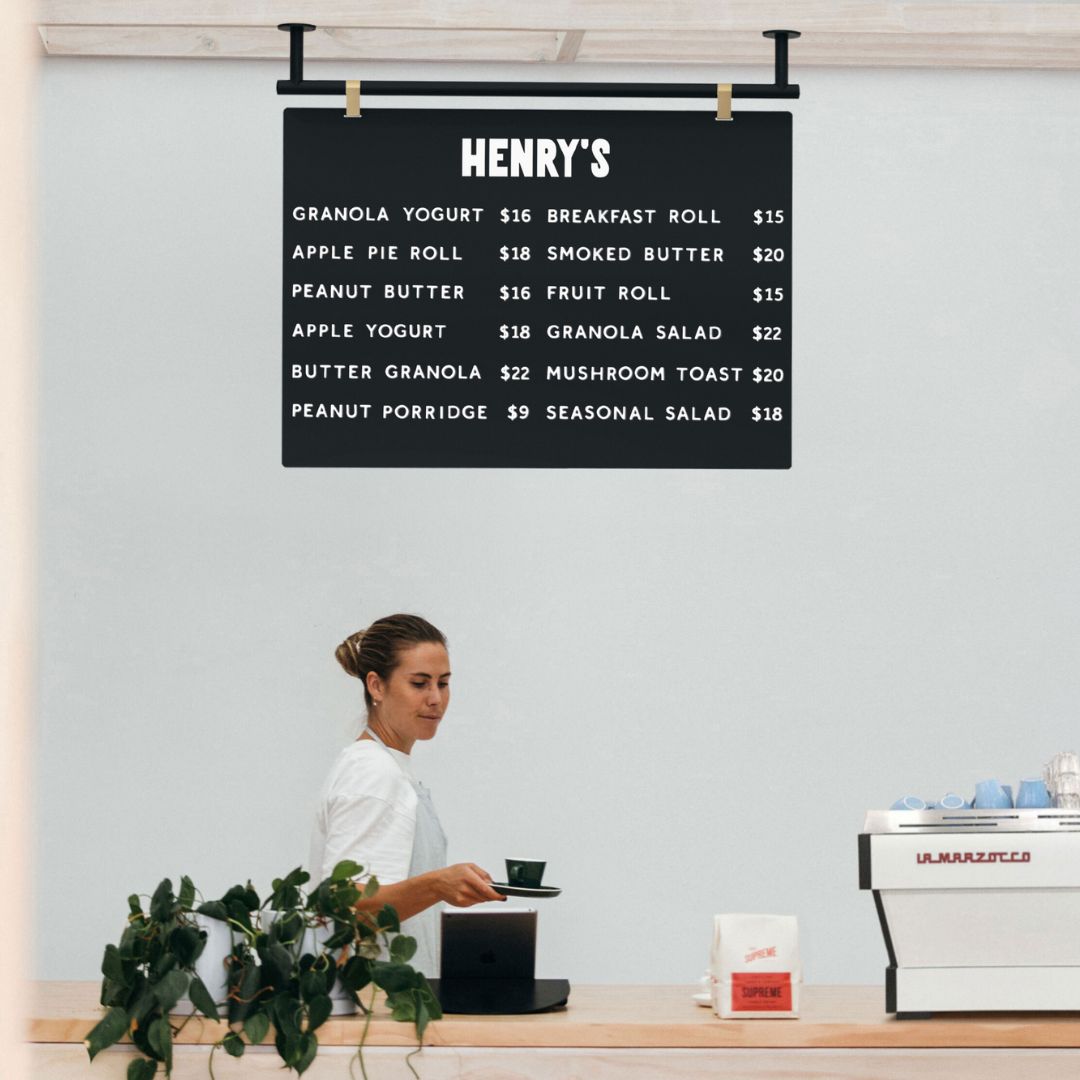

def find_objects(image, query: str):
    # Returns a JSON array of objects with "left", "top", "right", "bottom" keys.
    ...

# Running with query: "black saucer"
[{"left": 491, "top": 882, "right": 562, "bottom": 898}]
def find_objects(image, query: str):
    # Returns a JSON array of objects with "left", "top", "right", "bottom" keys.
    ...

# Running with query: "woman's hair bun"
[{"left": 335, "top": 632, "right": 365, "bottom": 679}]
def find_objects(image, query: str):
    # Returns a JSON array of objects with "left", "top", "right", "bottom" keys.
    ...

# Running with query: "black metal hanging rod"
[{"left": 276, "top": 24, "right": 801, "bottom": 100}]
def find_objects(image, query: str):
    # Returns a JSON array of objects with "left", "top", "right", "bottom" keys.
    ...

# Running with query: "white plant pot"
[{"left": 171, "top": 912, "right": 234, "bottom": 1016}]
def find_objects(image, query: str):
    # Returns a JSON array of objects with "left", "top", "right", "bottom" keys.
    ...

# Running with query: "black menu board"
[{"left": 283, "top": 109, "right": 791, "bottom": 468}]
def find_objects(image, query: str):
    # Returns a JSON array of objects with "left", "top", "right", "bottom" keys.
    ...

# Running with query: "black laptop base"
[{"left": 427, "top": 977, "right": 570, "bottom": 1015}]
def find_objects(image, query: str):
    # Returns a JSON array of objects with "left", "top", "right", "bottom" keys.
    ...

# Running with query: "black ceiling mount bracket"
[
  {"left": 275, "top": 25, "right": 801, "bottom": 101},
  {"left": 764, "top": 30, "right": 801, "bottom": 87}
]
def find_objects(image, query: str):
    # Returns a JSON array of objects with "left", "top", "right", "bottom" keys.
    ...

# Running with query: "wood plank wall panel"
[{"left": 0, "top": 2, "right": 34, "bottom": 1080}]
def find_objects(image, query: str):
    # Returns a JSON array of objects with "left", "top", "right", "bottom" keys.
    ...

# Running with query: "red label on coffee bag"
[{"left": 731, "top": 972, "right": 792, "bottom": 1012}]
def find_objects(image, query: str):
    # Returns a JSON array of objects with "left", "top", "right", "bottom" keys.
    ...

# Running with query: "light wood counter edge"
[{"left": 29, "top": 982, "right": 1080, "bottom": 1049}]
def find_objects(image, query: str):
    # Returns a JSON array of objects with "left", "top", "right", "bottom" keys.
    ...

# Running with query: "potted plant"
[{"left": 85, "top": 862, "right": 442, "bottom": 1079}]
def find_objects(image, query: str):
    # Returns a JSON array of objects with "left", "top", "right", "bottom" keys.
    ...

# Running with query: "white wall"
[{"left": 36, "top": 55, "right": 1080, "bottom": 987}]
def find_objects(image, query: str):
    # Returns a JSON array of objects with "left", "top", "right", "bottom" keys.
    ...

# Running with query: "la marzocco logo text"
[
  {"left": 743, "top": 946, "right": 778, "bottom": 964},
  {"left": 917, "top": 851, "right": 1031, "bottom": 865}
]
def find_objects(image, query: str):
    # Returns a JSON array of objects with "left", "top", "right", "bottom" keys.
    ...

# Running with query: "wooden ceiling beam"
[
  {"left": 37, "top": 25, "right": 566, "bottom": 63},
  {"left": 36, "top": 2, "right": 1080, "bottom": 35},
  {"left": 35, "top": 2, "right": 1080, "bottom": 68}
]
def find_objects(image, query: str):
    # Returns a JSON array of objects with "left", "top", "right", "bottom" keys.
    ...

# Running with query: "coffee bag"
[{"left": 710, "top": 913, "right": 801, "bottom": 1019}]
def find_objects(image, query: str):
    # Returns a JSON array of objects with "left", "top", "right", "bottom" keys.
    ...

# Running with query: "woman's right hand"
[{"left": 432, "top": 863, "right": 506, "bottom": 906}]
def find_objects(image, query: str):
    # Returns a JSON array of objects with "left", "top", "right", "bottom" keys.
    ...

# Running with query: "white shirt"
[{"left": 308, "top": 739, "right": 419, "bottom": 888}]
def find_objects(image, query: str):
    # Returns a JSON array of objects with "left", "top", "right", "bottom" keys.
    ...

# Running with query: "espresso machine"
[{"left": 860, "top": 808, "right": 1080, "bottom": 1016}]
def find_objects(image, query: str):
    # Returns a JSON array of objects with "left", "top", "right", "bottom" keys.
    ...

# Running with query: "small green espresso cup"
[{"left": 506, "top": 858, "right": 546, "bottom": 888}]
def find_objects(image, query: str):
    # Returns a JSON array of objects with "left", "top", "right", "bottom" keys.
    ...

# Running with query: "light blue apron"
[{"left": 365, "top": 729, "right": 448, "bottom": 976}]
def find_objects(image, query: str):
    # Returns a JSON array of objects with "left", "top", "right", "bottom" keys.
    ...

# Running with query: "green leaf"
[
  {"left": 243, "top": 1011, "right": 270, "bottom": 1045},
  {"left": 322, "top": 928, "right": 353, "bottom": 951},
  {"left": 178, "top": 876, "right": 196, "bottom": 910},
  {"left": 221, "top": 882, "right": 260, "bottom": 911},
  {"left": 118, "top": 924, "right": 141, "bottom": 961},
  {"left": 372, "top": 962, "right": 416, "bottom": 993},
  {"left": 195, "top": 899, "right": 228, "bottom": 922},
  {"left": 300, "top": 969, "right": 326, "bottom": 1002},
  {"left": 330, "top": 880, "right": 361, "bottom": 906},
  {"left": 167, "top": 924, "right": 203, "bottom": 967},
  {"left": 389, "top": 935, "right": 417, "bottom": 964},
  {"left": 415, "top": 993, "right": 431, "bottom": 1040},
  {"left": 101, "top": 941, "right": 132, "bottom": 989},
  {"left": 339, "top": 956, "right": 372, "bottom": 993},
  {"left": 85, "top": 1006, "right": 130, "bottom": 1061},
  {"left": 271, "top": 910, "right": 305, "bottom": 947},
  {"left": 264, "top": 942, "right": 295, "bottom": 987},
  {"left": 280, "top": 866, "right": 311, "bottom": 889},
  {"left": 151, "top": 970, "right": 189, "bottom": 1013},
  {"left": 186, "top": 975, "right": 219, "bottom": 1022},
  {"left": 226, "top": 899, "right": 253, "bottom": 934},
  {"left": 222, "top": 1030, "right": 245, "bottom": 1058},
  {"left": 386, "top": 991, "right": 415, "bottom": 1023},
  {"left": 310, "top": 880, "right": 331, "bottom": 908},
  {"left": 147, "top": 1017, "right": 172, "bottom": 1072},
  {"left": 127, "top": 1058, "right": 158, "bottom": 1080},
  {"left": 363, "top": 877, "right": 380, "bottom": 899},
  {"left": 306, "top": 994, "right": 332, "bottom": 1032},
  {"left": 295, "top": 1032, "right": 318, "bottom": 1075},
  {"left": 101, "top": 978, "right": 130, "bottom": 1008},
  {"left": 149, "top": 951, "right": 176, "bottom": 981},
  {"left": 417, "top": 975, "right": 442, "bottom": 1021},
  {"left": 375, "top": 905, "right": 400, "bottom": 933},
  {"left": 101, "top": 944, "right": 127, "bottom": 985},
  {"left": 331, "top": 860, "right": 362, "bottom": 882},
  {"left": 128, "top": 894, "right": 144, "bottom": 917},
  {"left": 149, "top": 880, "right": 175, "bottom": 923},
  {"left": 221, "top": 884, "right": 247, "bottom": 905},
  {"left": 270, "top": 992, "right": 302, "bottom": 1039}
]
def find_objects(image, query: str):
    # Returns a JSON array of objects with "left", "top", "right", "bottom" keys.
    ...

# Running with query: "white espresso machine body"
[{"left": 860, "top": 809, "right": 1080, "bottom": 1015}]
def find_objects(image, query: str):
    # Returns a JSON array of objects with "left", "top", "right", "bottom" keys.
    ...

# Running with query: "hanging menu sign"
[{"left": 283, "top": 108, "right": 791, "bottom": 468}]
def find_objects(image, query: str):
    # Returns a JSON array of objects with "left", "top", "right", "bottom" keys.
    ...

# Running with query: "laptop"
[{"left": 431, "top": 909, "right": 569, "bottom": 1014}]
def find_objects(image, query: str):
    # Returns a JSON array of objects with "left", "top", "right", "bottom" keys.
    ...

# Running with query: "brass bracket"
[
  {"left": 716, "top": 83, "right": 732, "bottom": 121},
  {"left": 345, "top": 80, "right": 362, "bottom": 118}
]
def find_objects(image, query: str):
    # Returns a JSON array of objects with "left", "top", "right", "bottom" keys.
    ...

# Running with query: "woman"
[{"left": 308, "top": 613, "right": 504, "bottom": 975}]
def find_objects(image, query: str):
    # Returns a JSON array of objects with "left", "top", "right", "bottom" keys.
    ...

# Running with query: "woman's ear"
[{"left": 365, "top": 670, "right": 384, "bottom": 704}]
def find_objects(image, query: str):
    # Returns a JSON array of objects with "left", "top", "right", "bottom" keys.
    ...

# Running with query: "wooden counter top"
[{"left": 28, "top": 982, "right": 1080, "bottom": 1049}]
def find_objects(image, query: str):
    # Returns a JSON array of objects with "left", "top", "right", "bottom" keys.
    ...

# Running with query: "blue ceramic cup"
[
  {"left": 890, "top": 795, "right": 927, "bottom": 811},
  {"left": 974, "top": 779, "right": 1013, "bottom": 809},
  {"left": 938, "top": 793, "right": 972, "bottom": 810},
  {"left": 1016, "top": 778, "right": 1051, "bottom": 809}
]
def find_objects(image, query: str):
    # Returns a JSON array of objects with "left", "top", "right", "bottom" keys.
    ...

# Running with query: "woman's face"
[{"left": 370, "top": 641, "right": 451, "bottom": 748}]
